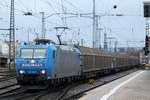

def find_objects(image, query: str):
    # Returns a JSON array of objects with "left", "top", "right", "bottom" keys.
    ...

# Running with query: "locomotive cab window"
[
  {"left": 20, "top": 49, "right": 33, "bottom": 59},
  {"left": 34, "top": 49, "right": 47, "bottom": 59},
  {"left": 20, "top": 48, "right": 47, "bottom": 59}
]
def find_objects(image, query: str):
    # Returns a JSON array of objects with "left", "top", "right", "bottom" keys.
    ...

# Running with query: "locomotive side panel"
[{"left": 55, "top": 48, "right": 80, "bottom": 78}]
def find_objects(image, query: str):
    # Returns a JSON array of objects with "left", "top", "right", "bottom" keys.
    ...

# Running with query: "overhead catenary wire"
[
  {"left": 0, "top": 0, "right": 82, "bottom": 44},
  {"left": 41, "top": 0, "right": 80, "bottom": 24},
  {"left": 0, "top": 1, "right": 62, "bottom": 27},
  {"left": 1, "top": 1, "right": 81, "bottom": 30},
  {"left": 63, "top": 0, "right": 83, "bottom": 13},
  {"left": 1, "top": 2, "right": 61, "bottom": 41},
  {"left": 0, "top": 2, "right": 26, "bottom": 13},
  {"left": 45, "top": 0, "right": 79, "bottom": 13},
  {"left": 42, "top": 0, "right": 64, "bottom": 24},
  {"left": 17, "top": 0, "right": 32, "bottom": 12},
  {"left": 41, "top": 0, "right": 84, "bottom": 39}
]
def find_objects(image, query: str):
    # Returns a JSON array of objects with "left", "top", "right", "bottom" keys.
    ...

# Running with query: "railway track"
[
  {"left": 0, "top": 87, "right": 44, "bottom": 100},
  {"left": 0, "top": 69, "right": 47, "bottom": 100},
  {"left": 0, "top": 68, "right": 139, "bottom": 100},
  {"left": 0, "top": 79, "right": 20, "bottom": 96},
  {"left": 11, "top": 68, "right": 137, "bottom": 100},
  {"left": 13, "top": 91, "right": 44, "bottom": 100},
  {"left": 0, "top": 76, "right": 16, "bottom": 82},
  {"left": 32, "top": 68, "right": 138, "bottom": 100},
  {"left": 30, "top": 85, "right": 75, "bottom": 100},
  {"left": 0, "top": 68, "right": 16, "bottom": 73},
  {"left": 0, "top": 73, "right": 16, "bottom": 76},
  {"left": 0, "top": 89, "right": 26, "bottom": 100},
  {"left": 0, "top": 70, "right": 16, "bottom": 82},
  {"left": 16, "top": 86, "right": 70, "bottom": 100},
  {"left": 11, "top": 84, "right": 77, "bottom": 100}
]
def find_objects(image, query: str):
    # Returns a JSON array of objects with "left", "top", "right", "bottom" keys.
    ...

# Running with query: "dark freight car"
[{"left": 76, "top": 46, "right": 140, "bottom": 73}]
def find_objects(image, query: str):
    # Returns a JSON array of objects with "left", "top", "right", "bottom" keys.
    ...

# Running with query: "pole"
[
  {"left": 40, "top": 12, "right": 45, "bottom": 39},
  {"left": 145, "top": 18, "right": 150, "bottom": 64},
  {"left": 98, "top": 28, "right": 102, "bottom": 49},
  {"left": 114, "top": 40, "right": 117, "bottom": 52},
  {"left": 61, "top": 0, "right": 67, "bottom": 26},
  {"left": 108, "top": 37, "right": 116, "bottom": 52},
  {"left": 81, "top": 39, "right": 84, "bottom": 46},
  {"left": 28, "top": 28, "right": 30, "bottom": 43},
  {"left": 126, "top": 40, "right": 129, "bottom": 49},
  {"left": 104, "top": 28, "right": 107, "bottom": 50},
  {"left": 146, "top": 18, "right": 149, "bottom": 36},
  {"left": 9, "top": 0, "right": 15, "bottom": 70},
  {"left": 95, "top": 15, "right": 98, "bottom": 48},
  {"left": 109, "top": 39, "right": 111, "bottom": 51},
  {"left": 93, "top": 0, "right": 96, "bottom": 48}
]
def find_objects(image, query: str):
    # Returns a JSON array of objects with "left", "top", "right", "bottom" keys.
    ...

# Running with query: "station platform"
[{"left": 78, "top": 70, "right": 150, "bottom": 100}]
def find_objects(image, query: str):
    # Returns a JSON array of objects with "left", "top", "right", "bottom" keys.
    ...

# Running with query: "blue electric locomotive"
[
  {"left": 17, "top": 44, "right": 81, "bottom": 89},
  {"left": 17, "top": 42, "right": 140, "bottom": 89}
]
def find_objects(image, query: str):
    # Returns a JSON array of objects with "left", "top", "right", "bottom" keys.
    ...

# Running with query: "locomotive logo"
[{"left": 22, "top": 63, "right": 43, "bottom": 67}]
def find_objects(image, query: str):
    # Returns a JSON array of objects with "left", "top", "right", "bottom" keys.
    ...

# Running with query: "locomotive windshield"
[
  {"left": 21, "top": 49, "right": 33, "bottom": 59},
  {"left": 20, "top": 48, "right": 46, "bottom": 59},
  {"left": 34, "top": 49, "right": 46, "bottom": 59}
]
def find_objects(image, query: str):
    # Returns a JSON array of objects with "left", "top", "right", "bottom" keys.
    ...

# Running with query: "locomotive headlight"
[
  {"left": 19, "top": 70, "right": 24, "bottom": 74},
  {"left": 41, "top": 70, "right": 46, "bottom": 74}
]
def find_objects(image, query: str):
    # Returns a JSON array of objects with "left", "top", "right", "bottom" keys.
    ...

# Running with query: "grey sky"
[{"left": 0, "top": 0, "right": 148, "bottom": 48}]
